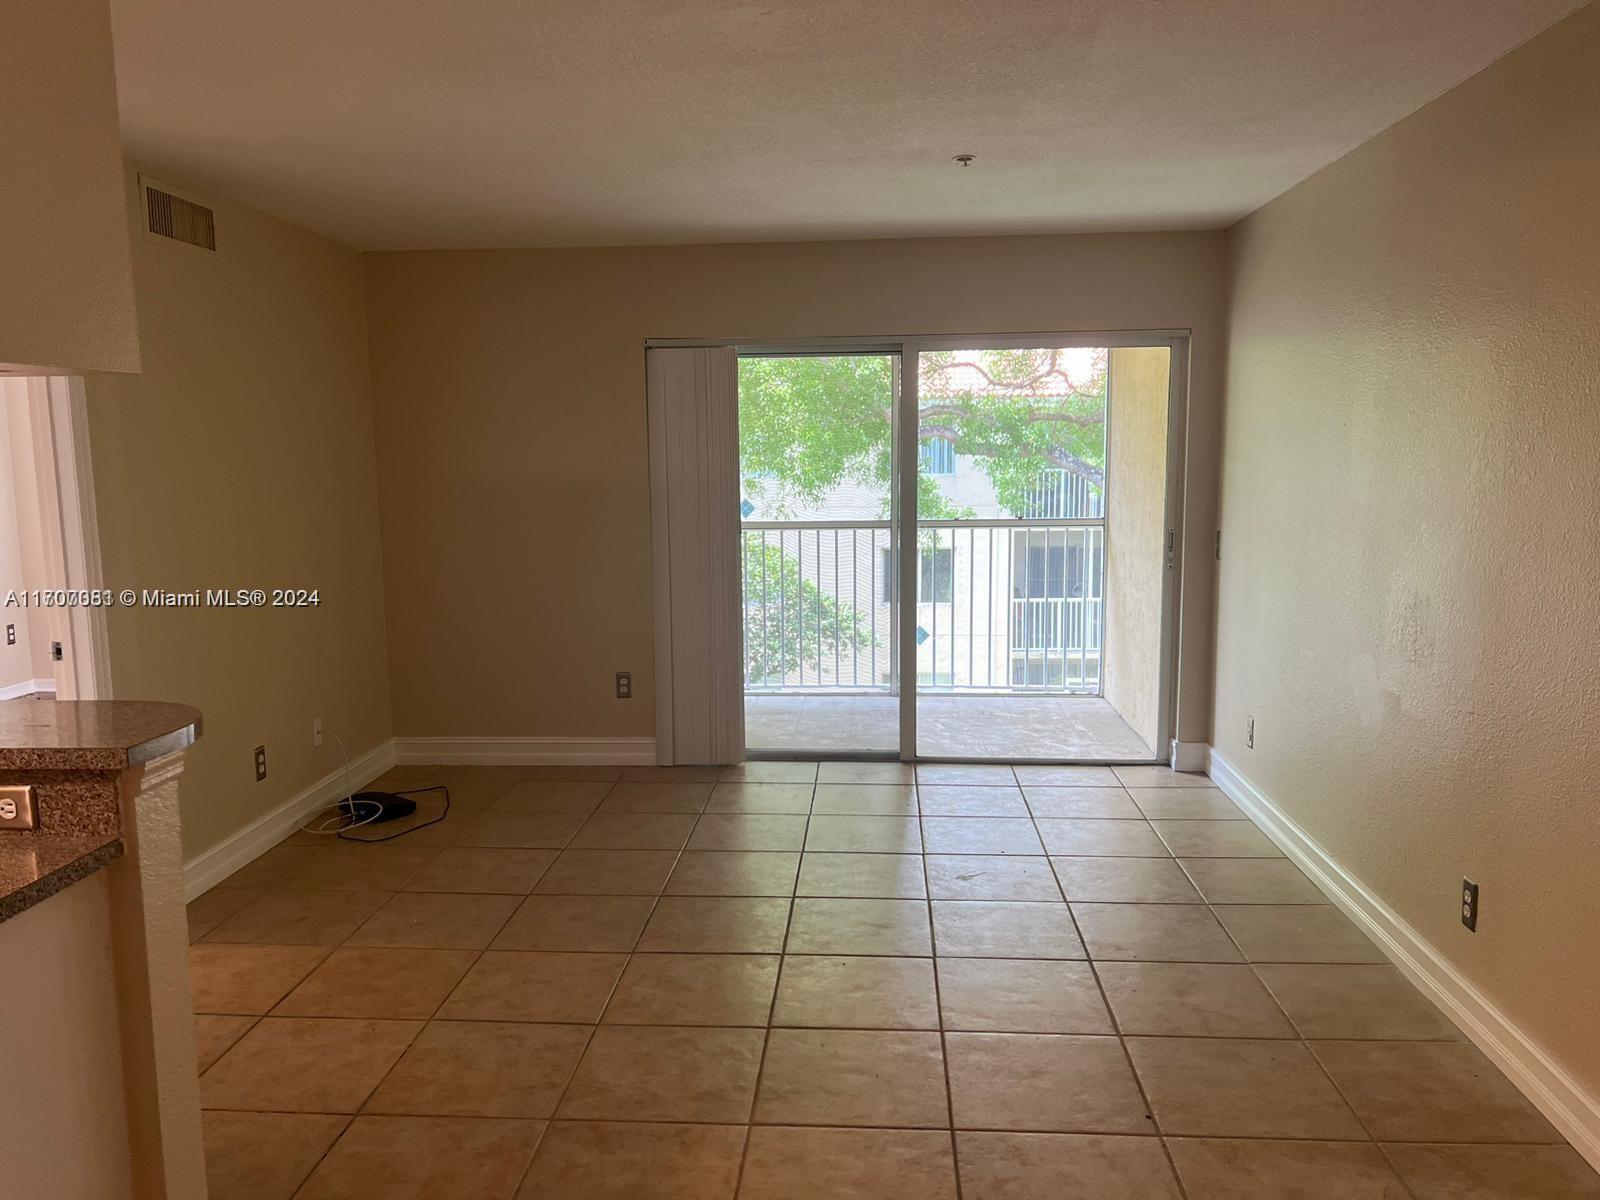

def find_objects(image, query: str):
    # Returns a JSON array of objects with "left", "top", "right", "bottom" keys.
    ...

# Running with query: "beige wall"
[
  {"left": 1217, "top": 1, "right": 1600, "bottom": 1097},
  {"left": 0, "top": 875, "right": 137, "bottom": 1199},
  {"left": 365, "top": 233, "right": 1227, "bottom": 744},
  {"left": 0, "top": 0, "right": 139, "bottom": 374},
  {"left": 1103, "top": 346, "right": 1170, "bottom": 752},
  {"left": 87, "top": 169, "right": 394, "bottom": 857}
]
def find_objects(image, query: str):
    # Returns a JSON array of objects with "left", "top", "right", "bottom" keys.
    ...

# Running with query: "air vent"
[{"left": 144, "top": 183, "right": 216, "bottom": 251}]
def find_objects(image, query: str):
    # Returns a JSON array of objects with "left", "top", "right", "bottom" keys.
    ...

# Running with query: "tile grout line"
[
  {"left": 916, "top": 770, "right": 966, "bottom": 1200},
  {"left": 195, "top": 1009, "right": 1483, "bottom": 1041},
  {"left": 730, "top": 764, "right": 818, "bottom": 1198},
  {"left": 509, "top": 769, "right": 722, "bottom": 1198},
  {"left": 278, "top": 770, "right": 612, "bottom": 1198},
  {"left": 195, "top": 767, "right": 601, "bottom": 1198},
  {"left": 289, "top": 770, "right": 536, "bottom": 1198},
  {"left": 1034, "top": 771, "right": 1195, "bottom": 1200},
  {"left": 1164, "top": 784, "right": 1422, "bottom": 1200},
  {"left": 201, "top": 771, "right": 457, "bottom": 1196},
  {"left": 381, "top": 776, "right": 574, "bottom": 1188},
  {"left": 199, "top": 1099, "right": 1564, "bottom": 1143}
]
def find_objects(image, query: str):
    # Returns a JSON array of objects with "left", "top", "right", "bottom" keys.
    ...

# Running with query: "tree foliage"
[
  {"left": 736, "top": 349, "right": 1108, "bottom": 678},
  {"left": 738, "top": 349, "right": 1107, "bottom": 519},
  {"left": 741, "top": 536, "right": 871, "bottom": 684}
]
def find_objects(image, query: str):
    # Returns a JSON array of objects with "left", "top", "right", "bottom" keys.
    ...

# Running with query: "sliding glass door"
[
  {"left": 911, "top": 341, "right": 1176, "bottom": 762},
  {"left": 738, "top": 352, "right": 903, "bottom": 757},
  {"left": 732, "top": 335, "right": 1180, "bottom": 763}
]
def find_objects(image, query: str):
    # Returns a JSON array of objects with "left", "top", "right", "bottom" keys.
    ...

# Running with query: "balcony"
[{"left": 740, "top": 521, "right": 1152, "bottom": 759}]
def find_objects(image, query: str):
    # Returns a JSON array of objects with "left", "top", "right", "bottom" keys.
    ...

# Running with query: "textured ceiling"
[{"left": 109, "top": 0, "right": 1585, "bottom": 250}]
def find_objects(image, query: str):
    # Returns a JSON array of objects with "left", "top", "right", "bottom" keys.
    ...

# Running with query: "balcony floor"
[{"left": 746, "top": 693, "right": 1155, "bottom": 760}]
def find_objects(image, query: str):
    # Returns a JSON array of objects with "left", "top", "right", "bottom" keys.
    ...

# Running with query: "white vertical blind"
[{"left": 647, "top": 347, "right": 745, "bottom": 764}]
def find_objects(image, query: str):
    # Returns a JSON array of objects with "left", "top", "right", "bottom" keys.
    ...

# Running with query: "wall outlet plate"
[
  {"left": 1246, "top": 716, "right": 1255, "bottom": 749},
  {"left": 254, "top": 744, "right": 268, "bottom": 782},
  {"left": 1461, "top": 878, "right": 1479, "bottom": 931},
  {"left": 0, "top": 785, "right": 39, "bottom": 830},
  {"left": 616, "top": 671, "right": 632, "bottom": 699}
]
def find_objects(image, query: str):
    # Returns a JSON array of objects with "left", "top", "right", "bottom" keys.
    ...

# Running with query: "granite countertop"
[
  {"left": 0, "top": 834, "right": 123, "bottom": 923},
  {"left": 0, "top": 700, "right": 203, "bottom": 770},
  {"left": 0, "top": 699, "right": 203, "bottom": 924}
]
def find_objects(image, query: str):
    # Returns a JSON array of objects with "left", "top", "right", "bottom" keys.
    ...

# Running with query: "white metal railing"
[
  {"left": 1021, "top": 469, "right": 1104, "bottom": 520},
  {"left": 740, "top": 524, "right": 893, "bottom": 692},
  {"left": 740, "top": 520, "right": 1103, "bottom": 694}
]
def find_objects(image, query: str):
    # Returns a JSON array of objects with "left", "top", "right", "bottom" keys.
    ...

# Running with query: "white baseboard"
[
  {"left": 0, "top": 677, "right": 56, "bottom": 700},
  {"left": 1207, "top": 748, "right": 1600, "bottom": 1171},
  {"left": 182, "top": 737, "right": 397, "bottom": 900},
  {"left": 1169, "top": 740, "right": 1209, "bottom": 772},
  {"left": 394, "top": 736, "right": 656, "bottom": 766}
]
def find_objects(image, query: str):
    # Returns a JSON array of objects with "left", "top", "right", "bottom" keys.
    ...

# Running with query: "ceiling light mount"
[{"left": 953, "top": 153, "right": 976, "bottom": 167}]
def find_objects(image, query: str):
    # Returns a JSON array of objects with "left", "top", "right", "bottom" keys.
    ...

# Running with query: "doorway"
[
  {"left": 911, "top": 342, "right": 1176, "bottom": 761},
  {"left": 724, "top": 334, "right": 1182, "bottom": 764},
  {"left": 0, "top": 374, "right": 111, "bottom": 701},
  {"left": 738, "top": 351, "right": 903, "bottom": 757}
]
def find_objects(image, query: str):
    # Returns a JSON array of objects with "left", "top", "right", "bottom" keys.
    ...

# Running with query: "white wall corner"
[
  {"left": 1169, "top": 739, "right": 1209, "bottom": 772},
  {"left": 182, "top": 737, "right": 397, "bottom": 900},
  {"left": 393, "top": 736, "right": 656, "bottom": 766},
  {"left": 1206, "top": 747, "right": 1600, "bottom": 1172}
]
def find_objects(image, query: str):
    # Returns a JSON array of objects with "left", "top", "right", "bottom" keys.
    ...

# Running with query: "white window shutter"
[{"left": 647, "top": 346, "right": 745, "bottom": 765}]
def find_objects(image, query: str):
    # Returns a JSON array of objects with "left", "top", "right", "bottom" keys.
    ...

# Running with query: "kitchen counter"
[
  {"left": 0, "top": 699, "right": 203, "bottom": 771},
  {"left": 0, "top": 832, "right": 124, "bottom": 922},
  {"left": 0, "top": 700, "right": 202, "bottom": 924}
]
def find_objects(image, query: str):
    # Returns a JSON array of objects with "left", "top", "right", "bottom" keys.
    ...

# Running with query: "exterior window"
[
  {"left": 920, "top": 547, "right": 954, "bottom": 603},
  {"left": 1011, "top": 535, "right": 1086, "bottom": 599},
  {"left": 881, "top": 546, "right": 955, "bottom": 603},
  {"left": 919, "top": 438, "right": 955, "bottom": 475}
]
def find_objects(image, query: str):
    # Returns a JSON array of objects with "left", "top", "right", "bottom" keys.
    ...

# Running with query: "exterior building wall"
[{"left": 1103, "top": 347, "right": 1172, "bottom": 748}]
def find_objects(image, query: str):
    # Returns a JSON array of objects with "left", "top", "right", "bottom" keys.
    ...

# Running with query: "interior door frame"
[
  {"left": 647, "top": 329, "right": 1190, "bottom": 764},
  {"left": 1, "top": 374, "right": 112, "bottom": 700}
]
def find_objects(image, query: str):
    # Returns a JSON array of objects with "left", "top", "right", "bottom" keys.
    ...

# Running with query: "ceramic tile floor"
[
  {"left": 745, "top": 695, "right": 1156, "bottom": 759},
  {"left": 187, "top": 761, "right": 1600, "bottom": 1199}
]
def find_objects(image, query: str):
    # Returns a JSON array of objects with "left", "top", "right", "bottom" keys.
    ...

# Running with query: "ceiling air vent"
[{"left": 142, "top": 180, "right": 216, "bottom": 251}]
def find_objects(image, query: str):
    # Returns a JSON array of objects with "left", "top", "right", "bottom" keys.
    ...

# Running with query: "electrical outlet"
[
  {"left": 1461, "top": 878, "right": 1479, "bottom": 932},
  {"left": 5, "top": 624, "right": 14, "bottom": 646},
  {"left": 0, "top": 785, "right": 38, "bottom": 829},
  {"left": 312, "top": 717, "right": 323, "bottom": 748},
  {"left": 1245, "top": 716, "right": 1255, "bottom": 749},
  {"left": 254, "top": 744, "right": 268, "bottom": 782},
  {"left": 616, "top": 671, "right": 632, "bottom": 699}
]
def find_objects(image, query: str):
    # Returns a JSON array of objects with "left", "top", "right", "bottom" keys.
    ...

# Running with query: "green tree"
[
  {"left": 737, "top": 348, "right": 1107, "bottom": 681},
  {"left": 738, "top": 348, "right": 1107, "bottom": 520},
  {"left": 741, "top": 535, "right": 871, "bottom": 685}
]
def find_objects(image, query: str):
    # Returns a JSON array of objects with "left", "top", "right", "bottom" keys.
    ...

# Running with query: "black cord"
[{"left": 337, "top": 784, "right": 452, "bottom": 843}]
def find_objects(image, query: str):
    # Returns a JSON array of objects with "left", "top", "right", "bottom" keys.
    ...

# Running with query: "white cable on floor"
[{"left": 296, "top": 729, "right": 384, "bottom": 835}]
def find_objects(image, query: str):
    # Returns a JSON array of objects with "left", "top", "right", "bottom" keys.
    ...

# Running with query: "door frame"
[
  {"left": 647, "top": 329, "right": 1190, "bottom": 764},
  {"left": 2, "top": 374, "right": 112, "bottom": 700}
]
